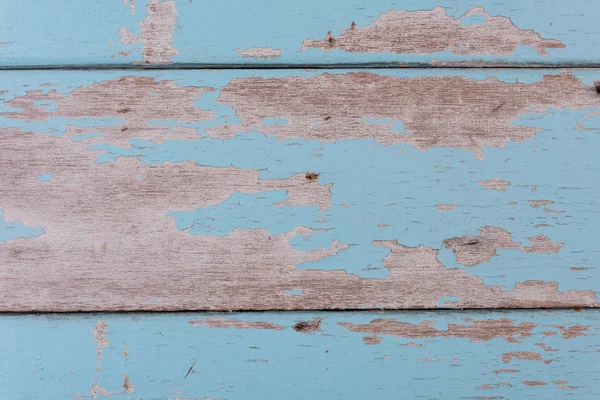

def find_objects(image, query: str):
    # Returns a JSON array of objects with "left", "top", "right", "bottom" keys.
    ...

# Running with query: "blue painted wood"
[
  {"left": 0, "top": 310, "right": 598, "bottom": 399},
  {"left": 1, "top": 69, "right": 600, "bottom": 310},
  {"left": 1, "top": 0, "right": 600, "bottom": 67}
]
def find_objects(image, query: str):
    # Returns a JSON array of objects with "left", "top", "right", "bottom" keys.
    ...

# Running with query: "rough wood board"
[
  {"left": 1, "top": 69, "right": 600, "bottom": 311},
  {"left": 1, "top": 0, "right": 600, "bottom": 67},
  {"left": 0, "top": 310, "right": 598, "bottom": 399}
]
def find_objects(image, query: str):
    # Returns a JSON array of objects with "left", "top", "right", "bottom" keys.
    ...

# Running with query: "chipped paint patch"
[
  {"left": 477, "top": 382, "right": 511, "bottom": 390},
  {"left": 236, "top": 48, "right": 282, "bottom": 59},
  {"left": 521, "top": 235, "right": 563, "bottom": 254},
  {"left": 189, "top": 318, "right": 285, "bottom": 331},
  {"left": 493, "top": 369, "right": 520, "bottom": 374},
  {"left": 3, "top": 76, "right": 213, "bottom": 137},
  {"left": 478, "top": 178, "right": 511, "bottom": 192},
  {"left": 528, "top": 199, "right": 554, "bottom": 208},
  {"left": 363, "top": 336, "right": 381, "bottom": 345},
  {"left": 502, "top": 351, "right": 554, "bottom": 364},
  {"left": 89, "top": 382, "right": 113, "bottom": 398},
  {"left": 536, "top": 343, "right": 559, "bottom": 352},
  {"left": 302, "top": 6, "right": 564, "bottom": 56},
  {"left": 123, "top": 373, "right": 134, "bottom": 393},
  {"left": 91, "top": 321, "right": 110, "bottom": 369},
  {"left": 118, "top": 0, "right": 178, "bottom": 63},
  {"left": 528, "top": 199, "right": 564, "bottom": 213},
  {"left": 437, "top": 204, "right": 459, "bottom": 212},
  {"left": 554, "top": 380, "right": 586, "bottom": 390},
  {"left": 210, "top": 72, "right": 598, "bottom": 159},
  {"left": 570, "top": 267, "right": 590, "bottom": 271},
  {"left": 340, "top": 317, "right": 537, "bottom": 343},
  {"left": 443, "top": 227, "right": 563, "bottom": 266},
  {"left": 553, "top": 324, "right": 590, "bottom": 339},
  {"left": 124, "top": 0, "right": 136, "bottom": 14},
  {"left": 523, "top": 380, "right": 547, "bottom": 386},
  {"left": 443, "top": 226, "right": 520, "bottom": 266}
]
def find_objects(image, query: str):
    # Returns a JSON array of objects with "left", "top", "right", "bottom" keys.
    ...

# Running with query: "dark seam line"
[
  {"left": 0, "top": 307, "right": 593, "bottom": 316},
  {"left": 2, "top": 63, "right": 600, "bottom": 71}
]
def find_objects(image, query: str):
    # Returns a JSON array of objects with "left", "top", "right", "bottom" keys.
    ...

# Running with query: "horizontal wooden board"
[
  {"left": 0, "top": 310, "right": 598, "bottom": 399},
  {"left": 1, "top": 0, "right": 600, "bottom": 67},
  {"left": 1, "top": 69, "right": 600, "bottom": 311}
]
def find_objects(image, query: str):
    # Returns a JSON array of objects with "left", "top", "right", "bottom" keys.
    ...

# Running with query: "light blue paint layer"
[
  {"left": 460, "top": 14, "right": 487, "bottom": 26},
  {"left": 262, "top": 117, "right": 288, "bottom": 126},
  {"left": 438, "top": 296, "right": 462, "bottom": 307},
  {"left": 284, "top": 289, "right": 303, "bottom": 296},
  {"left": 0, "top": 311, "right": 598, "bottom": 399},
  {"left": 32, "top": 99, "right": 58, "bottom": 111},
  {"left": 0, "top": 209, "right": 44, "bottom": 242},
  {"left": 167, "top": 190, "right": 325, "bottom": 236},
  {"left": 36, "top": 173, "right": 54, "bottom": 181}
]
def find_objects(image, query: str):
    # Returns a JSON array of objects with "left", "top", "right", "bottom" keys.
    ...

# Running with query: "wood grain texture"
[
  {"left": 1, "top": 69, "right": 600, "bottom": 311},
  {"left": 1, "top": 0, "right": 600, "bottom": 67},
  {"left": 1, "top": 310, "right": 598, "bottom": 399}
]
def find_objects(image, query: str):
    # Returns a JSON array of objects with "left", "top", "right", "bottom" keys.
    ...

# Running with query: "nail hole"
[{"left": 292, "top": 318, "right": 322, "bottom": 333}]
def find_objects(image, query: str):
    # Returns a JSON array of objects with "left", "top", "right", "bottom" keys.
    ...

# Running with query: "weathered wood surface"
[
  {"left": 1, "top": 0, "right": 600, "bottom": 67},
  {"left": 1, "top": 310, "right": 598, "bottom": 399},
  {"left": 1, "top": 69, "right": 600, "bottom": 311}
]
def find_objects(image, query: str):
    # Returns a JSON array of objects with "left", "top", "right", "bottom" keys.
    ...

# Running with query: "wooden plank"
[
  {"left": 1, "top": 310, "right": 598, "bottom": 399},
  {"left": 1, "top": 0, "right": 600, "bottom": 67},
  {"left": 1, "top": 69, "right": 600, "bottom": 311}
]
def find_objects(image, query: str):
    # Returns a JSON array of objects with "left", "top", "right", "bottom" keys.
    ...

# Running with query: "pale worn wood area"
[
  {"left": 1, "top": 310, "right": 598, "bottom": 399},
  {"left": 1, "top": 0, "right": 600, "bottom": 67},
  {"left": 0, "top": 69, "right": 599, "bottom": 311}
]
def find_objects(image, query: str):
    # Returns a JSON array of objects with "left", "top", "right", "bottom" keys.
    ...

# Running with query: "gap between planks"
[
  {"left": 0, "top": 307, "right": 588, "bottom": 315},
  {"left": 3, "top": 63, "right": 600, "bottom": 71}
]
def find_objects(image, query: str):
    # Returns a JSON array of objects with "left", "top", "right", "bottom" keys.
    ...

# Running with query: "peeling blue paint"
[
  {"left": 31, "top": 99, "right": 58, "bottom": 111},
  {"left": 284, "top": 289, "right": 303, "bottom": 296},
  {"left": 262, "top": 117, "right": 288, "bottom": 126},
  {"left": 0, "top": 311, "right": 598, "bottom": 399},
  {"left": 2, "top": 0, "right": 599, "bottom": 66},
  {"left": 167, "top": 190, "right": 325, "bottom": 237},
  {"left": 460, "top": 14, "right": 487, "bottom": 26},
  {"left": 1, "top": 70, "right": 599, "bottom": 286},
  {"left": 0, "top": 209, "right": 44, "bottom": 242},
  {"left": 438, "top": 296, "right": 462, "bottom": 307},
  {"left": 36, "top": 173, "right": 54, "bottom": 182}
]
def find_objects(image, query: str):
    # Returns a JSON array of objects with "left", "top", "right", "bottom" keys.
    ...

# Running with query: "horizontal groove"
[
  {"left": 2, "top": 62, "right": 600, "bottom": 71},
  {"left": 0, "top": 307, "right": 592, "bottom": 315}
]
